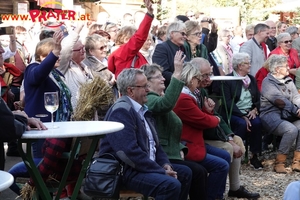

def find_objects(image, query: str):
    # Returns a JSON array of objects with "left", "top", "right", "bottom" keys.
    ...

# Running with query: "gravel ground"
[{"left": 225, "top": 145, "right": 300, "bottom": 200}]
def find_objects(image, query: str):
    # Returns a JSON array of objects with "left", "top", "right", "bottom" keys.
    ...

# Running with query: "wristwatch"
[{"left": 228, "top": 136, "right": 233, "bottom": 141}]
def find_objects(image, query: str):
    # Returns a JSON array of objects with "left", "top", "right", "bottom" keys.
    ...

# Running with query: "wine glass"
[{"left": 44, "top": 92, "right": 59, "bottom": 129}]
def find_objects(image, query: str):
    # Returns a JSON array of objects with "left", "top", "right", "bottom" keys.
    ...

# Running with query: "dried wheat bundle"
[
  {"left": 73, "top": 77, "right": 114, "bottom": 121},
  {"left": 18, "top": 183, "right": 36, "bottom": 200}
]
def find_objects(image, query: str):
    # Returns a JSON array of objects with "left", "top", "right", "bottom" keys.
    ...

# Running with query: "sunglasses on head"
[{"left": 283, "top": 40, "right": 292, "bottom": 44}]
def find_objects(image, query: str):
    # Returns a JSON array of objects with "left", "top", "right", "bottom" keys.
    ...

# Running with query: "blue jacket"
[
  {"left": 99, "top": 96, "right": 171, "bottom": 179},
  {"left": 24, "top": 52, "right": 61, "bottom": 122},
  {"left": 152, "top": 40, "right": 188, "bottom": 88}
]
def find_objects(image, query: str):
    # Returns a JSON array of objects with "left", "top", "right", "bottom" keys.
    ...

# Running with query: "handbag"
[
  {"left": 281, "top": 109, "right": 299, "bottom": 122},
  {"left": 203, "top": 125, "right": 228, "bottom": 142},
  {"left": 84, "top": 153, "right": 122, "bottom": 199}
]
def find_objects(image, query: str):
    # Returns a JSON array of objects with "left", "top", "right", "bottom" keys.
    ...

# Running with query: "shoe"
[
  {"left": 250, "top": 156, "right": 263, "bottom": 170},
  {"left": 6, "top": 150, "right": 20, "bottom": 157},
  {"left": 228, "top": 186, "right": 260, "bottom": 199}
]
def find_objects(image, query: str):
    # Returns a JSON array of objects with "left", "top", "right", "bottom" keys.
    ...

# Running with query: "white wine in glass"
[{"left": 44, "top": 91, "right": 59, "bottom": 129}]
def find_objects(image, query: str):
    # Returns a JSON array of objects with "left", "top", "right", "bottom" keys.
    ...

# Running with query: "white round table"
[
  {"left": 210, "top": 76, "right": 246, "bottom": 81},
  {"left": 0, "top": 170, "right": 14, "bottom": 192},
  {"left": 19, "top": 121, "right": 124, "bottom": 200}
]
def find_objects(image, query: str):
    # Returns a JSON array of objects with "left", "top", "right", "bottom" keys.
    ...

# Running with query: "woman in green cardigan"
[
  {"left": 142, "top": 51, "right": 208, "bottom": 200},
  {"left": 183, "top": 20, "right": 209, "bottom": 61}
]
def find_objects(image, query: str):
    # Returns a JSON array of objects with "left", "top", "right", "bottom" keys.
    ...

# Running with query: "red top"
[
  {"left": 173, "top": 93, "right": 219, "bottom": 162},
  {"left": 108, "top": 14, "right": 153, "bottom": 78},
  {"left": 1, "top": 63, "right": 22, "bottom": 102},
  {"left": 269, "top": 47, "right": 300, "bottom": 80},
  {"left": 255, "top": 67, "right": 269, "bottom": 91}
]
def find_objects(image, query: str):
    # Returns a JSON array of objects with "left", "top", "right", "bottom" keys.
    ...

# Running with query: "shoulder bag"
[{"left": 84, "top": 153, "right": 122, "bottom": 199}]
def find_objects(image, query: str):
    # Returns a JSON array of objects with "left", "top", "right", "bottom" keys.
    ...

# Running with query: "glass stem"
[{"left": 51, "top": 112, "right": 54, "bottom": 128}]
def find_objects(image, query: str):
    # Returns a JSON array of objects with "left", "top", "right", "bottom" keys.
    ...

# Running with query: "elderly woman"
[
  {"left": 21, "top": 31, "right": 91, "bottom": 200},
  {"left": 103, "top": 22, "right": 119, "bottom": 53},
  {"left": 214, "top": 29, "right": 233, "bottom": 75},
  {"left": 108, "top": 0, "right": 153, "bottom": 78},
  {"left": 221, "top": 52, "right": 263, "bottom": 170},
  {"left": 260, "top": 54, "right": 300, "bottom": 174},
  {"left": 58, "top": 23, "right": 93, "bottom": 109},
  {"left": 82, "top": 34, "right": 114, "bottom": 84},
  {"left": 173, "top": 63, "right": 230, "bottom": 200},
  {"left": 143, "top": 51, "right": 208, "bottom": 200},
  {"left": 152, "top": 21, "right": 188, "bottom": 88},
  {"left": 269, "top": 32, "right": 300, "bottom": 80},
  {"left": 183, "top": 20, "right": 208, "bottom": 61}
]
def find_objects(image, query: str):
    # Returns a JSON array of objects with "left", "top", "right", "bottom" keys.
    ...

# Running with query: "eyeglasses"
[
  {"left": 194, "top": 77, "right": 201, "bottom": 82},
  {"left": 188, "top": 15, "right": 195, "bottom": 17},
  {"left": 131, "top": 84, "right": 150, "bottom": 89},
  {"left": 173, "top": 31, "right": 187, "bottom": 37},
  {"left": 242, "top": 62, "right": 250, "bottom": 65},
  {"left": 191, "top": 32, "right": 202, "bottom": 37},
  {"left": 149, "top": 74, "right": 164, "bottom": 80},
  {"left": 97, "top": 45, "right": 107, "bottom": 51},
  {"left": 270, "top": 27, "right": 276, "bottom": 30},
  {"left": 282, "top": 40, "right": 292, "bottom": 44},
  {"left": 72, "top": 46, "right": 85, "bottom": 52},
  {"left": 201, "top": 72, "right": 213, "bottom": 79}
]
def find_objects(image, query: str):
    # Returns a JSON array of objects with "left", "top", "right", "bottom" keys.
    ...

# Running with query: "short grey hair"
[
  {"left": 190, "top": 57, "right": 210, "bottom": 70},
  {"left": 117, "top": 68, "right": 144, "bottom": 95},
  {"left": 140, "top": 63, "right": 163, "bottom": 80},
  {"left": 232, "top": 53, "right": 250, "bottom": 70},
  {"left": 166, "top": 21, "right": 186, "bottom": 40},
  {"left": 254, "top": 23, "right": 270, "bottom": 35},
  {"left": 180, "top": 62, "right": 200, "bottom": 86},
  {"left": 268, "top": 54, "right": 288, "bottom": 74},
  {"left": 286, "top": 26, "right": 298, "bottom": 36},
  {"left": 276, "top": 33, "right": 291, "bottom": 45}
]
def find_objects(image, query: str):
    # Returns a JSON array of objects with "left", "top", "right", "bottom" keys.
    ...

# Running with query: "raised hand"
[
  {"left": 52, "top": 30, "right": 64, "bottom": 57},
  {"left": 144, "top": 0, "right": 153, "bottom": 15},
  {"left": 173, "top": 50, "right": 185, "bottom": 79}
]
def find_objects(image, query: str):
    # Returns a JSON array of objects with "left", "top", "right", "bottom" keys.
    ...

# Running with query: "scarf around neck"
[
  {"left": 233, "top": 70, "right": 251, "bottom": 89},
  {"left": 51, "top": 69, "right": 73, "bottom": 121}
]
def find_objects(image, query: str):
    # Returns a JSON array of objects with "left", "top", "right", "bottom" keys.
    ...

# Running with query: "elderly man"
[
  {"left": 190, "top": 57, "right": 260, "bottom": 199},
  {"left": 240, "top": 23, "right": 270, "bottom": 76},
  {"left": 265, "top": 20, "right": 277, "bottom": 51},
  {"left": 99, "top": 68, "right": 192, "bottom": 200}
]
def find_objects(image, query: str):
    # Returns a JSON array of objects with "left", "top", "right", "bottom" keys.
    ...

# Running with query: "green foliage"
[
  {"left": 291, "top": 7, "right": 300, "bottom": 25},
  {"left": 213, "top": 0, "right": 282, "bottom": 24}
]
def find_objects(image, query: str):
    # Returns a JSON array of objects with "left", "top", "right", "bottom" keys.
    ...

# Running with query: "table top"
[
  {"left": 0, "top": 171, "right": 14, "bottom": 192},
  {"left": 210, "top": 76, "right": 246, "bottom": 81},
  {"left": 21, "top": 121, "right": 124, "bottom": 139}
]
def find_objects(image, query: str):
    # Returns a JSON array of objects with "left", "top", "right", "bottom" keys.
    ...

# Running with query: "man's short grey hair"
[
  {"left": 232, "top": 53, "right": 250, "bottom": 70},
  {"left": 180, "top": 62, "right": 200, "bottom": 86},
  {"left": 254, "top": 23, "right": 270, "bottom": 35},
  {"left": 286, "top": 26, "right": 298, "bottom": 36},
  {"left": 190, "top": 57, "right": 210, "bottom": 70},
  {"left": 268, "top": 54, "right": 288, "bottom": 74},
  {"left": 166, "top": 21, "right": 186, "bottom": 40},
  {"left": 117, "top": 68, "right": 144, "bottom": 95},
  {"left": 276, "top": 32, "right": 291, "bottom": 45}
]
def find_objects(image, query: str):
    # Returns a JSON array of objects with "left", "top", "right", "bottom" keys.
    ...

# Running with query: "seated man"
[
  {"left": 191, "top": 57, "right": 260, "bottom": 199},
  {"left": 99, "top": 68, "right": 190, "bottom": 200}
]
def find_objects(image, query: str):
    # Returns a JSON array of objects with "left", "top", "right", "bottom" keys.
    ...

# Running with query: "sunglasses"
[
  {"left": 282, "top": 40, "right": 292, "bottom": 44},
  {"left": 98, "top": 45, "right": 107, "bottom": 51},
  {"left": 72, "top": 46, "right": 85, "bottom": 52},
  {"left": 173, "top": 31, "right": 187, "bottom": 37}
]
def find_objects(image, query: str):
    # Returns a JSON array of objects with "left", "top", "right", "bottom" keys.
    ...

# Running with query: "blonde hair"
[
  {"left": 85, "top": 34, "right": 107, "bottom": 56},
  {"left": 180, "top": 62, "right": 200, "bottom": 86},
  {"left": 35, "top": 38, "right": 54, "bottom": 62},
  {"left": 115, "top": 26, "right": 136, "bottom": 46},
  {"left": 185, "top": 21, "right": 201, "bottom": 36}
]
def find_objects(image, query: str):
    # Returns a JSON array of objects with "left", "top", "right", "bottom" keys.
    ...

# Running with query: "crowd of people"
[{"left": 2, "top": 0, "right": 300, "bottom": 199}]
